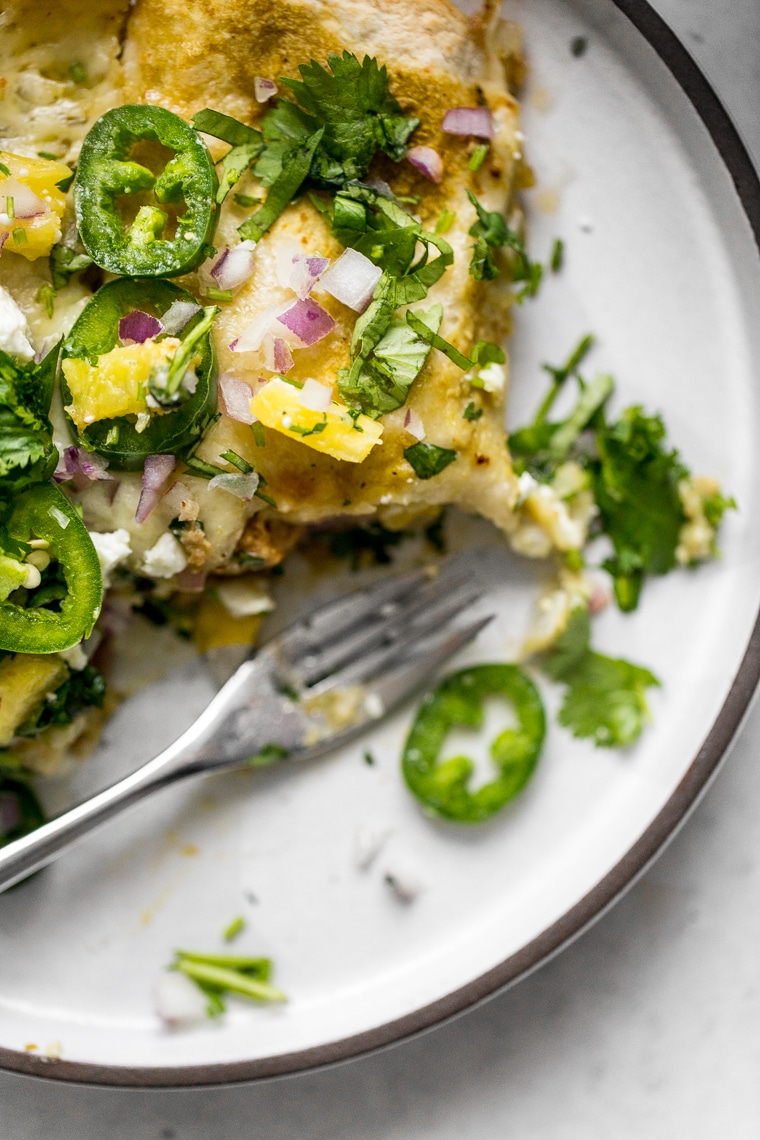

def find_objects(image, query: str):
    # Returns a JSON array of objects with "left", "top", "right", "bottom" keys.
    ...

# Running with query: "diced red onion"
[
  {"left": 254, "top": 77, "right": 277, "bottom": 103},
  {"left": 404, "top": 407, "right": 426, "bottom": 440},
  {"left": 362, "top": 177, "right": 394, "bottom": 200},
  {"left": 219, "top": 373, "right": 255, "bottom": 423},
  {"left": 318, "top": 248, "right": 382, "bottom": 313},
  {"left": 0, "top": 792, "right": 21, "bottom": 839},
  {"left": 442, "top": 106, "right": 494, "bottom": 139},
  {"left": 161, "top": 480, "right": 199, "bottom": 520},
  {"left": 210, "top": 240, "right": 256, "bottom": 292},
  {"left": 160, "top": 300, "right": 201, "bottom": 337},
  {"left": 175, "top": 568, "right": 207, "bottom": 593},
  {"left": 274, "top": 297, "right": 335, "bottom": 348},
  {"left": 406, "top": 146, "right": 443, "bottom": 184},
  {"left": 262, "top": 335, "right": 294, "bottom": 374},
  {"left": 287, "top": 254, "right": 330, "bottom": 300},
  {"left": 384, "top": 406, "right": 426, "bottom": 440},
  {"left": 119, "top": 310, "right": 163, "bottom": 345},
  {"left": 54, "top": 445, "right": 114, "bottom": 488},
  {"left": 297, "top": 378, "right": 333, "bottom": 413},
  {"left": 208, "top": 471, "right": 260, "bottom": 501},
  {"left": 3, "top": 178, "right": 46, "bottom": 218},
  {"left": 78, "top": 450, "right": 115, "bottom": 481},
  {"left": 135, "top": 454, "right": 176, "bottom": 524},
  {"left": 233, "top": 301, "right": 292, "bottom": 353}
]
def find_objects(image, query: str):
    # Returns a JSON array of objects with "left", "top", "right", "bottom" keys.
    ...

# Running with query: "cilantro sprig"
[
  {"left": 509, "top": 335, "right": 733, "bottom": 611},
  {"left": 541, "top": 608, "right": 660, "bottom": 748},
  {"left": 0, "top": 346, "right": 59, "bottom": 496},
  {"left": 194, "top": 52, "right": 420, "bottom": 242},
  {"left": 467, "top": 190, "right": 542, "bottom": 299}
]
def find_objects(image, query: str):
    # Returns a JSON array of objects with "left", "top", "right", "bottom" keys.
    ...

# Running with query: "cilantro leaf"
[
  {"left": 405, "top": 311, "right": 505, "bottom": 373},
  {"left": 281, "top": 52, "right": 420, "bottom": 179},
  {"left": 593, "top": 407, "right": 688, "bottom": 612},
  {"left": 338, "top": 304, "right": 442, "bottom": 418},
  {"left": 542, "top": 608, "right": 660, "bottom": 748},
  {"left": 467, "top": 190, "right": 542, "bottom": 297},
  {"left": 216, "top": 141, "right": 262, "bottom": 205},
  {"left": 228, "top": 52, "right": 420, "bottom": 243},
  {"left": 192, "top": 109, "right": 262, "bottom": 148},
  {"left": 404, "top": 441, "right": 457, "bottom": 479},
  {"left": 0, "top": 348, "right": 58, "bottom": 495},
  {"left": 239, "top": 130, "right": 324, "bottom": 241}
]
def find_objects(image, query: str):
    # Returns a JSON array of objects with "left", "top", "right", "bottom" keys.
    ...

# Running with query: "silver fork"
[{"left": 0, "top": 555, "right": 492, "bottom": 894}]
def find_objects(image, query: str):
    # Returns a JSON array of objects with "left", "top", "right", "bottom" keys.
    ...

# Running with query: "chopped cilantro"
[
  {"left": 171, "top": 951, "right": 285, "bottom": 1016},
  {"left": 339, "top": 304, "right": 442, "bottom": 418},
  {"left": 435, "top": 208, "right": 456, "bottom": 234},
  {"left": 223, "top": 916, "right": 246, "bottom": 943},
  {"left": 0, "top": 163, "right": 10, "bottom": 177},
  {"left": 0, "top": 347, "right": 58, "bottom": 495},
  {"left": 424, "top": 511, "right": 447, "bottom": 553},
  {"left": 220, "top": 449, "right": 253, "bottom": 473},
  {"left": 404, "top": 441, "right": 457, "bottom": 479},
  {"left": 68, "top": 62, "right": 87, "bottom": 84},
  {"left": 571, "top": 36, "right": 589, "bottom": 58},
  {"left": 46, "top": 243, "right": 93, "bottom": 309},
  {"left": 405, "top": 311, "right": 505, "bottom": 374},
  {"left": 463, "top": 402, "right": 483, "bottom": 422},
  {"left": 467, "top": 190, "right": 542, "bottom": 299},
  {"left": 550, "top": 238, "right": 565, "bottom": 272},
  {"left": 363, "top": 750, "right": 376, "bottom": 766},
  {"left": 510, "top": 334, "right": 730, "bottom": 611},
  {"left": 36, "top": 152, "right": 58, "bottom": 162},
  {"left": 541, "top": 608, "right": 659, "bottom": 748},
  {"left": 702, "top": 490, "right": 736, "bottom": 529},
  {"left": 210, "top": 52, "right": 421, "bottom": 241},
  {"left": 233, "top": 193, "right": 261, "bottom": 208},
  {"left": 322, "top": 521, "right": 412, "bottom": 570},
  {"left": 468, "top": 144, "right": 489, "bottom": 171},
  {"left": 594, "top": 407, "right": 688, "bottom": 612},
  {"left": 16, "top": 665, "right": 106, "bottom": 737}
]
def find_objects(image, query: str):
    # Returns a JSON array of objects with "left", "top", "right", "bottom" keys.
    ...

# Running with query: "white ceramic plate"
[{"left": 2, "top": 0, "right": 760, "bottom": 1087}]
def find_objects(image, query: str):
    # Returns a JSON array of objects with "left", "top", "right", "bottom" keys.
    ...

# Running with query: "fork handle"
[{"left": 0, "top": 738, "right": 197, "bottom": 895}]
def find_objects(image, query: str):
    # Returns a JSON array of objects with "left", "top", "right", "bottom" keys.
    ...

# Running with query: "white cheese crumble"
[
  {"left": 89, "top": 529, "right": 133, "bottom": 589},
  {"left": 58, "top": 643, "right": 88, "bottom": 671},
  {"left": 140, "top": 533, "right": 187, "bottom": 579},
  {"left": 216, "top": 578, "right": 275, "bottom": 619},
  {"left": 0, "top": 285, "right": 35, "bottom": 361}
]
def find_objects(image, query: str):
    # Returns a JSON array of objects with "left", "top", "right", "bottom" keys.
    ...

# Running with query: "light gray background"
[{"left": 4, "top": 1, "right": 760, "bottom": 1135}]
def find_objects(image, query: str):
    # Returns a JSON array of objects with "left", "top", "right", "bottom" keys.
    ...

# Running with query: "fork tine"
[
  {"left": 291, "top": 570, "right": 477, "bottom": 687},
  {"left": 267, "top": 566, "right": 430, "bottom": 665},
  {"left": 306, "top": 588, "right": 483, "bottom": 693},
  {"left": 367, "top": 614, "right": 495, "bottom": 712}
]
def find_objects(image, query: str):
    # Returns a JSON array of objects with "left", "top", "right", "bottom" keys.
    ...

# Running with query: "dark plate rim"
[{"left": 3, "top": 0, "right": 760, "bottom": 1088}]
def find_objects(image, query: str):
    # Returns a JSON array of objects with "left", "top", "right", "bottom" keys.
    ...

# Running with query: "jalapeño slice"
[{"left": 74, "top": 105, "right": 219, "bottom": 278}]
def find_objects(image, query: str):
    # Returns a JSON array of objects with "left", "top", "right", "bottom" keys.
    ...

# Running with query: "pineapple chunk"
[
  {"left": 251, "top": 377, "right": 383, "bottom": 463},
  {"left": 62, "top": 338, "right": 181, "bottom": 430},
  {"left": 0, "top": 654, "right": 68, "bottom": 747},
  {"left": 0, "top": 152, "right": 72, "bottom": 261}
]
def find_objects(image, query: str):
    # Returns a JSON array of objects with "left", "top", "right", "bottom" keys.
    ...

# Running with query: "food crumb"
[
  {"left": 571, "top": 35, "right": 589, "bottom": 58},
  {"left": 354, "top": 823, "right": 391, "bottom": 871}
]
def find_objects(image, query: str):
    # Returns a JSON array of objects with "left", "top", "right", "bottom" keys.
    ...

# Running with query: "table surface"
[{"left": 5, "top": 1, "right": 760, "bottom": 1135}]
